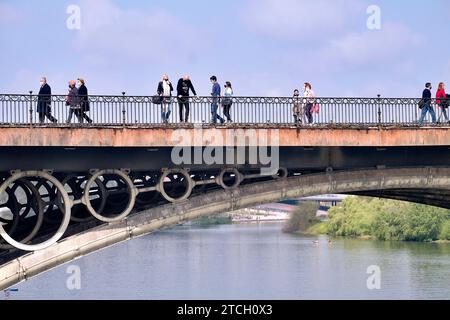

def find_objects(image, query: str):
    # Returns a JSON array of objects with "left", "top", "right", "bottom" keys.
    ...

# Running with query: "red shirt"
[{"left": 436, "top": 88, "right": 446, "bottom": 106}]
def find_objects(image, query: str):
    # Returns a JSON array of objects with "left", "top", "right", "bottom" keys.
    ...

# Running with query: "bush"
[
  {"left": 440, "top": 220, "right": 450, "bottom": 240},
  {"left": 326, "top": 196, "right": 450, "bottom": 242},
  {"left": 327, "top": 197, "right": 377, "bottom": 238},
  {"left": 283, "top": 202, "right": 320, "bottom": 233},
  {"left": 307, "top": 221, "right": 328, "bottom": 235}
]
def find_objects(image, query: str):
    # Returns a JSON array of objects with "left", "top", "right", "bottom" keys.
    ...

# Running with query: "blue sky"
[{"left": 0, "top": 0, "right": 449, "bottom": 97}]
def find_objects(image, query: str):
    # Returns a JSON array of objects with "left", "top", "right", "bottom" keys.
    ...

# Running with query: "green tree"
[
  {"left": 326, "top": 196, "right": 450, "bottom": 242},
  {"left": 439, "top": 220, "right": 450, "bottom": 240}
]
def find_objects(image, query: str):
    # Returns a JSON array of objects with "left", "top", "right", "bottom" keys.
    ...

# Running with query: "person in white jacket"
[{"left": 304, "top": 82, "right": 315, "bottom": 124}]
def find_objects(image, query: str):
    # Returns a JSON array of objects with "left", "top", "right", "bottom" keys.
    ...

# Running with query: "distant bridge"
[{"left": 1, "top": 94, "right": 450, "bottom": 289}]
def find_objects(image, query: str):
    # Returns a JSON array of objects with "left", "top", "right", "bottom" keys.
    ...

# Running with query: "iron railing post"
[
  {"left": 29, "top": 91, "right": 33, "bottom": 128},
  {"left": 377, "top": 94, "right": 382, "bottom": 125},
  {"left": 122, "top": 92, "right": 126, "bottom": 126}
]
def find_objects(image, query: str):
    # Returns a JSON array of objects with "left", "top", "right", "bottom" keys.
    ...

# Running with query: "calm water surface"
[{"left": 6, "top": 223, "right": 450, "bottom": 300}]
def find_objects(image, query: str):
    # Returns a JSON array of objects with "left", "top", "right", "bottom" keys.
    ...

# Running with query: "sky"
[{"left": 0, "top": 0, "right": 449, "bottom": 97}]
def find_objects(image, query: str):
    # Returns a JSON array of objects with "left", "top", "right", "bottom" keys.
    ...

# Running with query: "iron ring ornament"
[
  {"left": 0, "top": 171, "right": 72, "bottom": 252},
  {"left": 83, "top": 169, "right": 138, "bottom": 223}
]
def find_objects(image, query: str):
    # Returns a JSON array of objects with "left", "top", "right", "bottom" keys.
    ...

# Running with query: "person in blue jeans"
[
  {"left": 210, "top": 76, "right": 225, "bottom": 124},
  {"left": 157, "top": 74, "right": 173, "bottom": 123},
  {"left": 418, "top": 82, "right": 436, "bottom": 125}
]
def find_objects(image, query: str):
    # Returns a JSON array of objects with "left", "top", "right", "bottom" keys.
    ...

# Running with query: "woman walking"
[
  {"left": 66, "top": 80, "right": 82, "bottom": 123},
  {"left": 77, "top": 78, "right": 93, "bottom": 124},
  {"left": 436, "top": 82, "right": 449, "bottom": 123},
  {"left": 222, "top": 81, "right": 233, "bottom": 123},
  {"left": 303, "top": 82, "right": 315, "bottom": 124},
  {"left": 157, "top": 74, "right": 173, "bottom": 123}
]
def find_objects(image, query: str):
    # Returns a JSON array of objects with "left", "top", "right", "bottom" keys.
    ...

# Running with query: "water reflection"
[{"left": 8, "top": 223, "right": 450, "bottom": 300}]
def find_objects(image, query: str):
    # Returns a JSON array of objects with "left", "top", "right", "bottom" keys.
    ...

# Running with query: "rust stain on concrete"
[{"left": 0, "top": 127, "right": 449, "bottom": 147}]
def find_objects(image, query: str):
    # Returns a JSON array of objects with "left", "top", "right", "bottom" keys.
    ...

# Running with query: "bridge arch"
[{"left": 1, "top": 167, "right": 450, "bottom": 290}]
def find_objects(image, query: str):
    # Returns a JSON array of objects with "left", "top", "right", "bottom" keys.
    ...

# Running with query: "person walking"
[
  {"left": 176, "top": 75, "right": 197, "bottom": 123},
  {"left": 303, "top": 82, "right": 315, "bottom": 124},
  {"left": 210, "top": 76, "right": 225, "bottom": 124},
  {"left": 77, "top": 78, "right": 93, "bottom": 124},
  {"left": 292, "top": 89, "right": 303, "bottom": 124},
  {"left": 157, "top": 74, "right": 173, "bottom": 123},
  {"left": 222, "top": 81, "right": 233, "bottom": 123},
  {"left": 37, "top": 77, "right": 57, "bottom": 124},
  {"left": 436, "top": 82, "right": 449, "bottom": 123},
  {"left": 66, "top": 80, "right": 82, "bottom": 123},
  {"left": 418, "top": 82, "right": 436, "bottom": 125}
]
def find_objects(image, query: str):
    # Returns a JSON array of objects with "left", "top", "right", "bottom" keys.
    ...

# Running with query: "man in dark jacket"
[
  {"left": 37, "top": 77, "right": 57, "bottom": 124},
  {"left": 177, "top": 75, "right": 197, "bottom": 123},
  {"left": 77, "top": 78, "right": 93, "bottom": 124},
  {"left": 418, "top": 82, "right": 436, "bottom": 125}
]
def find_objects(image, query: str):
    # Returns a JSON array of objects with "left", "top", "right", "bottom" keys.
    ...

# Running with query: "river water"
[{"left": 5, "top": 223, "right": 450, "bottom": 300}]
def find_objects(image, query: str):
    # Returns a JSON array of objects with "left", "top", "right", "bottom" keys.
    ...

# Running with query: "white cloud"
[
  {"left": 73, "top": 0, "right": 207, "bottom": 66},
  {"left": 327, "top": 22, "right": 423, "bottom": 65},
  {"left": 241, "top": 0, "right": 365, "bottom": 41},
  {"left": 275, "top": 21, "right": 423, "bottom": 77}
]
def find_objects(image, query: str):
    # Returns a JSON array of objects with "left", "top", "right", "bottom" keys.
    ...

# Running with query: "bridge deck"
[{"left": 1, "top": 126, "right": 450, "bottom": 147}]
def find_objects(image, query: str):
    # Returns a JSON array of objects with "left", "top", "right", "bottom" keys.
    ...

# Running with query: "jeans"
[
  {"left": 211, "top": 100, "right": 224, "bottom": 123},
  {"left": 305, "top": 103, "right": 313, "bottom": 124},
  {"left": 161, "top": 101, "right": 172, "bottom": 123},
  {"left": 223, "top": 103, "right": 232, "bottom": 122},
  {"left": 418, "top": 103, "right": 436, "bottom": 125},
  {"left": 438, "top": 107, "right": 449, "bottom": 122}
]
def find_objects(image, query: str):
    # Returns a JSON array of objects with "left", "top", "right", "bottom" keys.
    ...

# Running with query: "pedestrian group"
[{"left": 36, "top": 77, "right": 449, "bottom": 125}]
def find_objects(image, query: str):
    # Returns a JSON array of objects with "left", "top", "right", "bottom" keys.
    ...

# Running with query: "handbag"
[
  {"left": 442, "top": 95, "right": 450, "bottom": 109},
  {"left": 152, "top": 95, "right": 163, "bottom": 105},
  {"left": 311, "top": 103, "right": 320, "bottom": 113},
  {"left": 222, "top": 97, "right": 232, "bottom": 106},
  {"left": 418, "top": 99, "right": 425, "bottom": 109}
]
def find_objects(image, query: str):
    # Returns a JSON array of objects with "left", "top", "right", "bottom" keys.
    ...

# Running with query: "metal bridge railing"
[{"left": 0, "top": 93, "right": 446, "bottom": 126}]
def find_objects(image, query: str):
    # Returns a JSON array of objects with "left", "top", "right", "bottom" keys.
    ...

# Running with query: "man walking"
[
  {"left": 418, "top": 83, "right": 436, "bottom": 125},
  {"left": 177, "top": 75, "right": 197, "bottom": 123},
  {"left": 37, "top": 77, "right": 57, "bottom": 124},
  {"left": 210, "top": 76, "right": 225, "bottom": 124}
]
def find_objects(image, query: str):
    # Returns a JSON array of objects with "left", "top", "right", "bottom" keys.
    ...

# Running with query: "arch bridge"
[{"left": 1, "top": 94, "right": 450, "bottom": 289}]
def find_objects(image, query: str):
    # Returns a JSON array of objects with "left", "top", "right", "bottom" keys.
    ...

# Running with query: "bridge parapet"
[{"left": 0, "top": 94, "right": 446, "bottom": 126}]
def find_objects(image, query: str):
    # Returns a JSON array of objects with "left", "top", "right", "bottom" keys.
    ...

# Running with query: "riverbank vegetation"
[
  {"left": 286, "top": 197, "right": 450, "bottom": 242},
  {"left": 282, "top": 202, "right": 320, "bottom": 233}
]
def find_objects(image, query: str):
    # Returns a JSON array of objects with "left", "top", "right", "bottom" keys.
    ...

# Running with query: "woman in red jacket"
[{"left": 436, "top": 82, "right": 449, "bottom": 123}]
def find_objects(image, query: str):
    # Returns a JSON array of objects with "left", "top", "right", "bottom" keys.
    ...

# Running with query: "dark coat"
[
  {"left": 78, "top": 84, "right": 90, "bottom": 112},
  {"left": 157, "top": 81, "right": 174, "bottom": 96},
  {"left": 177, "top": 79, "right": 197, "bottom": 97},
  {"left": 37, "top": 83, "right": 51, "bottom": 113},
  {"left": 67, "top": 87, "right": 79, "bottom": 109},
  {"left": 422, "top": 88, "right": 432, "bottom": 104}
]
